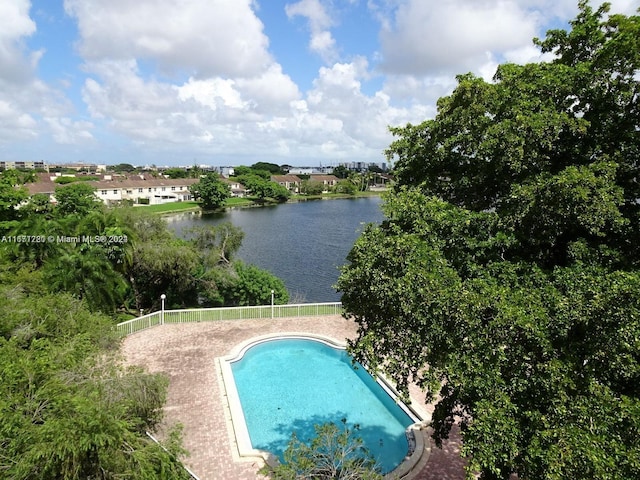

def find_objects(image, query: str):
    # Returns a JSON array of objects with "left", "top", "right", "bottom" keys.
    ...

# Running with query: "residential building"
[
  {"left": 221, "top": 177, "right": 247, "bottom": 197},
  {"left": 271, "top": 174, "right": 302, "bottom": 193},
  {"left": 1, "top": 160, "right": 46, "bottom": 170},
  {"left": 220, "top": 166, "right": 235, "bottom": 177},
  {"left": 24, "top": 172, "right": 251, "bottom": 206},
  {"left": 92, "top": 177, "right": 199, "bottom": 204},
  {"left": 50, "top": 162, "right": 107, "bottom": 173},
  {"left": 288, "top": 167, "right": 317, "bottom": 175},
  {"left": 308, "top": 174, "right": 339, "bottom": 191}
]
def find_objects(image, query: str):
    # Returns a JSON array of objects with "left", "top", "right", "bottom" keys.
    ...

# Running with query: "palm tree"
[{"left": 8, "top": 214, "right": 64, "bottom": 268}]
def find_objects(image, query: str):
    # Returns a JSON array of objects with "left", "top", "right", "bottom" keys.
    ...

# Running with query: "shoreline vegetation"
[{"left": 141, "top": 190, "right": 385, "bottom": 215}]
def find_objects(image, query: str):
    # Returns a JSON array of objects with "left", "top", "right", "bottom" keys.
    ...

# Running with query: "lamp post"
[
  {"left": 160, "top": 294, "right": 166, "bottom": 325},
  {"left": 271, "top": 289, "right": 275, "bottom": 319}
]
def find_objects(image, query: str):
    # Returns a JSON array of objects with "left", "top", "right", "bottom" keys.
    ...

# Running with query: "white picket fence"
[{"left": 116, "top": 302, "right": 343, "bottom": 336}]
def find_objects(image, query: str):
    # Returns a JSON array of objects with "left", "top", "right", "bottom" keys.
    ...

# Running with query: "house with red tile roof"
[
  {"left": 308, "top": 174, "right": 340, "bottom": 191},
  {"left": 271, "top": 174, "right": 302, "bottom": 193},
  {"left": 24, "top": 173, "right": 245, "bottom": 206}
]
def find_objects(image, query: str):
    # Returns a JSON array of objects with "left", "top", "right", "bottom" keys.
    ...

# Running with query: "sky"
[{"left": 1, "top": 0, "right": 638, "bottom": 167}]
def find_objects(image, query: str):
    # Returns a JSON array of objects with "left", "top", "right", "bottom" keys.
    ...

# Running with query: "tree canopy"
[
  {"left": 0, "top": 281, "right": 192, "bottom": 479},
  {"left": 163, "top": 167, "right": 189, "bottom": 179},
  {"left": 338, "top": 3, "right": 640, "bottom": 479},
  {"left": 0, "top": 169, "right": 30, "bottom": 228},
  {"left": 111, "top": 163, "right": 137, "bottom": 173},
  {"left": 189, "top": 173, "right": 231, "bottom": 210},
  {"left": 251, "top": 161, "right": 284, "bottom": 174},
  {"left": 55, "top": 182, "right": 103, "bottom": 217},
  {"left": 237, "top": 173, "right": 291, "bottom": 202},
  {"left": 0, "top": 173, "right": 294, "bottom": 477},
  {"left": 260, "top": 422, "right": 383, "bottom": 480}
]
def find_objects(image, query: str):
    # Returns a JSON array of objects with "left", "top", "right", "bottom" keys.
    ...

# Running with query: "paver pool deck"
[{"left": 121, "top": 315, "right": 466, "bottom": 480}]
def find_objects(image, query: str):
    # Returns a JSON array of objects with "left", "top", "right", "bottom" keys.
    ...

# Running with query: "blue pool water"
[{"left": 230, "top": 338, "right": 415, "bottom": 473}]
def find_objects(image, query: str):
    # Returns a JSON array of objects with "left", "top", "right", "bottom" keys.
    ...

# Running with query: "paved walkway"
[{"left": 121, "top": 315, "right": 466, "bottom": 480}]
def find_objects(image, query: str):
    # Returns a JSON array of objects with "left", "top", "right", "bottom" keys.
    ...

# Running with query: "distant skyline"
[{"left": 1, "top": 1, "right": 637, "bottom": 167}]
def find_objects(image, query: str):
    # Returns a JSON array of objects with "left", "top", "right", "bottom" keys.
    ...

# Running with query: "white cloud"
[
  {"left": 18, "top": 0, "right": 633, "bottom": 165},
  {"left": 0, "top": 99, "right": 37, "bottom": 141},
  {"left": 602, "top": 0, "right": 639, "bottom": 16},
  {"left": 377, "top": 0, "right": 638, "bottom": 79},
  {"left": 380, "top": 0, "right": 541, "bottom": 76},
  {"left": 81, "top": 60, "right": 187, "bottom": 141},
  {"left": 235, "top": 64, "right": 301, "bottom": 114},
  {"left": 0, "top": 0, "right": 35, "bottom": 39},
  {"left": 0, "top": 1, "right": 77, "bottom": 146},
  {"left": 78, "top": 51, "right": 432, "bottom": 163},
  {"left": 64, "top": 0, "right": 273, "bottom": 78},
  {"left": 286, "top": 0, "right": 338, "bottom": 63},
  {"left": 302, "top": 57, "right": 431, "bottom": 154},
  {"left": 381, "top": 74, "right": 455, "bottom": 112},
  {"left": 45, "top": 117, "right": 94, "bottom": 144},
  {"left": 178, "top": 78, "right": 247, "bottom": 111},
  {"left": 0, "top": 0, "right": 38, "bottom": 84}
]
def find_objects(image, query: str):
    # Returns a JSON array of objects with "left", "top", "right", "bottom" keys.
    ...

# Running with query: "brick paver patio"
[{"left": 121, "top": 315, "right": 466, "bottom": 480}]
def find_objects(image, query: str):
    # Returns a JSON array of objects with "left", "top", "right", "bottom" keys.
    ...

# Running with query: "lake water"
[{"left": 165, "top": 196, "right": 384, "bottom": 302}]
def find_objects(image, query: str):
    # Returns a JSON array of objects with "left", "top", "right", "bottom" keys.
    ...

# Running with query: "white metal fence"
[{"left": 116, "top": 302, "right": 343, "bottom": 336}]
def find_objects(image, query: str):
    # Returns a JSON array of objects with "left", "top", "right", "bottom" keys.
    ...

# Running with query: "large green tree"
[
  {"left": 252, "top": 162, "right": 284, "bottom": 174},
  {"left": 44, "top": 244, "right": 127, "bottom": 313},
  {"left": 0, "top": 285, "right": 191, "bottom": 479},
  {"left": 338, "top": 3, "right": 640, "bottom": 479},
  {"left": 189, "top": 173, "right": 231, "bottom": 210},
  {"left": 0, "top": 169, "right": 30, "bottom": 231},
  {"left": 163, "top": 167, "right": 189, "bottom": 179},
  {"left": 238, "top": 173, "right": 291, "bottom": 202},
  {"left": 128, "top": 239, "right": 201, "bottom": 310},
  {"left": 55, "top": 182, "right": 102, "bottom": 217},
  {"left": 215, "top": 261, "right": 289, "bottom": 307}
]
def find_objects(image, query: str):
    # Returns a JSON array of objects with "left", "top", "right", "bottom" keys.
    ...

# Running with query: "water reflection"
[{"left": 166, "top": 197, "right": 384, "bottom": 302}]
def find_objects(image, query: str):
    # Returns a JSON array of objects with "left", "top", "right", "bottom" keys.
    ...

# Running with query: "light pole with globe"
[
  {"left": 160, "top": 293, "right": 166, "bottom": 325},
  {"left": 271, "top": 289, "right": 275, "bottom": 318}
]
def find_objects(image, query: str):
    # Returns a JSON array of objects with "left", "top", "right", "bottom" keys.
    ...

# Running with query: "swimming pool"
[{"left": 221, "top": 334, "right": 424, "bottom": 474}]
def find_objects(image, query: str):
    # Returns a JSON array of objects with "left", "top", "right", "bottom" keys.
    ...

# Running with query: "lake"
[{"left": 165, "top": 196, "right": 385, "bottom": 302}]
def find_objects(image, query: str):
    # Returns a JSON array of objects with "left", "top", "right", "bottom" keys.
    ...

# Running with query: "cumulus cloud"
[
  {"left": 65, "top": 0, "right": 421, "bottom": 162},
  {"left": 285, "top": 0, "right": 338, "bottom": 63},
  {"left": 381, "top": 74, "right": 454, "bottom": 112},
  {"left": 303, "top": 57, "right": 431, "bottom": 153},
  {"left": 45, "top": 117, "right": 94, "bottom": 144},
  {"left": 13, "top": 0, "right": 633, "bottom": 165},
  {"left": 601, "top": 0, "right": 639, "bottom": 16},
  {"left": 379, "top": 0, "right": 543, "bottom": 76},
  {"left": 0, "top": 0, "right": 77, "bottom": 146},
  {"left": 0, "top": 99, "right": 38, "bottom": 142},
  {"left": 235, "top": 64, "right": 301, "bottom": 114},
  {"left": 81, "top": 60, "right": 189, "bottom": 141},
  {"left": 64, "top": 0, "right": 273, "bottom": 78},
  {"left": 377, "top": 0, "right": 637, "bottom": 79},
  {"left": 78, "top": 51, "right": 428, "bottom": 163},
  {"left": 0, "top": 0, "right": 38, "bottom": 84}
]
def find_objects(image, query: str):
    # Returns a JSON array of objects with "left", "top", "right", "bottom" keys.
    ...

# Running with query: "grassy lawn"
[
  {"left": 137, "top": 197, "right": 254, "bottom": 214},
  {"left": 137, "top": 201, "right": 200, "bottom": 214},
  {"left": 225, "top": 197, "right": 254, "bottom": 207},
  {"left": 135, "top": 191, "right": 381, "bottom": 214}
]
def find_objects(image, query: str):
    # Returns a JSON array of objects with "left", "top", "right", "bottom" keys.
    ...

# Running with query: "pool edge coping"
[{"left": 217, "top": 332, "right": 432, "bottom": 479}]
